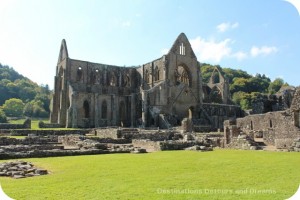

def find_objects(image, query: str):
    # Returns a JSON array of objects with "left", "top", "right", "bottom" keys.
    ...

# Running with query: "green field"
[
  {"left": 8, "top": 118, "right": 76, "bottom": 130},
  {"left": 0, "top": 150, "right": 299, "bottom": 200}
]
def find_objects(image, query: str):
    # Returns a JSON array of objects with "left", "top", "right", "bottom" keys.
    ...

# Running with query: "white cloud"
[
  {"left": 232, "top": 51, "right": 248, "bottom": 61},
  {"left": 161, "top": 48, "right": 169, "bottom": 55},
  {"left": 250, "top": 46, "right": 278, "bottom": 57},
  {"left": 216, "top": 22, "right": 239, "bottom": 32},
  {"left": 122, "top": 21, "right": 131, "bottom": 27},
  {"left": 190, "top": 37, "right": 232, "bottom": 62}
]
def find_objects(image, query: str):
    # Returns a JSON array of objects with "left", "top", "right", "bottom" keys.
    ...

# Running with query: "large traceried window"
[{"left": 175, "top": 65, "right": 190, "bottom": 86}]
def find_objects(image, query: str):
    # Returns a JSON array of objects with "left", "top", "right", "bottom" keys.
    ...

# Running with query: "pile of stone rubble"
[{"left": 0, "top": 160, "right": 48, "bottom": 179}]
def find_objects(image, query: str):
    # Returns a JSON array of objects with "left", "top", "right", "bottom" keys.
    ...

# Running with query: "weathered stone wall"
[
  {"left": 95, "top": 128, "right": 120, "bottom": 139},
  {"left": 3, "top": 129, "right": 90, "bottom": 136},
  {"left": 225, "top": 110, "right": 300, "bottom": 149},
  {"left": 132, "top": 140, "right": 161, "bottom": 152},
  {"left": 0, "top": 136, "right": 58, "bottom": 145},
  {"left": 290, "top": 87, "right": 300, "bottom": 112},
  {"left": 225, "top": 135, "right": 260, "bottom": 150},
  {"left": 38, "top": 121, "right": 64, "bottom": 128},
  {"left": 94, "top": 128, "right": 181, "bottom": 141}
]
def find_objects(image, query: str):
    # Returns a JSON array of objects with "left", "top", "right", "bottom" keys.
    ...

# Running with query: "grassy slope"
[{"left": 0, "top": 150, "right": 300, "bottom": 200}]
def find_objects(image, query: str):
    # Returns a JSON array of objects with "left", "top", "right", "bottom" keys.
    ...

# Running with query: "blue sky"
[{"left": 0, "top": 0, "right": 299, "bottom": 89}]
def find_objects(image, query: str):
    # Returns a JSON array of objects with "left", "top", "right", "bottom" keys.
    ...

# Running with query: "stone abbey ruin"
[
  {"left": 0, "top": 33, "right": 300, "bottom": 160},
  {"left": 50, "top": 33, "right": 241, "bottom": 130}
]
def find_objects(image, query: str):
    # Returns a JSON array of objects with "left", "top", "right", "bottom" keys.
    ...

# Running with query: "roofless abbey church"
[{"left": 50, "top": 33, "right": 242, "bottom": 129}]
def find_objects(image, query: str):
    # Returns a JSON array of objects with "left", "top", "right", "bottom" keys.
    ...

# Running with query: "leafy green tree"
[
  {"left": 23, "top": 101, "right": 34, "bottom": 117},
  {"left": 268, "top": 78, "right": 284, "bottom": 94},
  {"left": 230, "top": 78, "right": 249, "bottom": 93},
  {"left": 32, "top": 100, "right": 49, "bottom": 118},
  {"left": 2, "top": 98, "right": 25, "bottom": 117},
  {"left": 0, "top": 108, "right": 7, "bottom": 123}
]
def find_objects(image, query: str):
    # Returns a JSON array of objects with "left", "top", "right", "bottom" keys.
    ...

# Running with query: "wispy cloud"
[
  {"left": 250, "top": 46, "right": 278, "bottom": 57},
  {"left": 190, "top": 37, "right": 232, "bottom": 62},
  {"left": 216, "top": 22, "right": 239, "bottom": 32},
  {"left": 160, "top": 36, "right": 278, "bottom": 63},
  {"left": 232, "top": 51, "right": 248, "bottom": 61}
]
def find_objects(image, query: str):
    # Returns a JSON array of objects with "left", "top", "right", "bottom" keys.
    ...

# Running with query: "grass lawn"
[
  {"left": 0, "top": 150, "right": 299, "bottom": 200},
  {"left": 8, "top": 118, "right": 48, "bottom": 130},
  {"left": 8, "top": 118, "right": 77, "bottom": 130}
]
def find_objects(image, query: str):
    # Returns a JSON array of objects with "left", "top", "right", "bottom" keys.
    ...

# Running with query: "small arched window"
[
  {"left": 154, "top": 66, "right": 160, "bottom": 81},
  {"left": 145, "top": 70, "right": 150, "bottom": 83},
  {"left": 77, "top": 67, "right": 83, "bottom": 81}
]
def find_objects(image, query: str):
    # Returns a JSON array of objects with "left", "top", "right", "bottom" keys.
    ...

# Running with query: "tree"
[
  {"left": 0, "top": 108, "right": 7, "bottom": 123},
  {"left": 268, "top": 78, "right": 284, "bottom": 94},
  {"left": 2, "top": 98, "right": 24, "bottom": 117},
  {"left": 32, "top": 100, "right": 48, "bottom": 118},
  {"left": 23, "top": 101, "right": 34, "bottom": 117}
]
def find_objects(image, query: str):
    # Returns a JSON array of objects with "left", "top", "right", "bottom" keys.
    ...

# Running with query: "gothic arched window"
[{"left": 175, "top": 65, "right": 190, "bottom": 86}]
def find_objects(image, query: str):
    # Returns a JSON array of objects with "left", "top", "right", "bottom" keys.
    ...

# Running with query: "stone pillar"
[
  {"left": 71, "top": 93, "right": 78, "bottom": 128},
  {"left": 142, "top": 91, "right": 148, "bottom": 127},
  {"left": 94, "top": 94, "right": 99, "bottom": 127},
  {"left": 131, "top": 94, "right": 135, "bottom": 127},
  {"left": 111, "top": 95, "right": 117, "bottom": 126}
]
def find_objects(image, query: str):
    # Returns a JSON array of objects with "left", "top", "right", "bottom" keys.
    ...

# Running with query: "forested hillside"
[
  {"left": 0, "top": 63, "right": 51, "bottom": 122},
  {"left": 200, "top": 63, "right": 289, "bottom": 110}
]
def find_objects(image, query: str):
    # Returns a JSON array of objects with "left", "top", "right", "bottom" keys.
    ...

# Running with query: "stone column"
[
  {"left": 131, "top": 94, "right": 135, "bottom": 127},
  {"left": 71, "top": 92, "right": 78, "bottom": 128},
  {"left": 142, "top": 91, "right": 148, "bottom": 127},
  {"left": 94, "top": 94, "right": 99, "bottom": 127},
  {"left": 111, "top": 94, "right": 117, "bottom": 126}
]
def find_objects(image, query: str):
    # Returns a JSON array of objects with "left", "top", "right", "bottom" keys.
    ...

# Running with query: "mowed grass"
[
  {"left": 8, "top": 118, "right": 76, "bottom": 130},
  {"left": 1, "top": 150, "right": 300, "bottom": 200},
  {"left": 9, "top": 118, "right": 48, "bottom": 130}
]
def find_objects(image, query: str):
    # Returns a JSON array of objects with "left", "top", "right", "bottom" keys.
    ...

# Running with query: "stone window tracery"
[
  {"left": 175, "top": 65, "right": 190, "bottom": 86},
  {"left": 179, "top": 43, "right": 185, "bottom": 55}
]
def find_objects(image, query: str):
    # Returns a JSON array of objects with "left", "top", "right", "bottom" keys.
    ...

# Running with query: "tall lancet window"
[{"left": 179, "top": 43, "right": 185, "bottom": 55}]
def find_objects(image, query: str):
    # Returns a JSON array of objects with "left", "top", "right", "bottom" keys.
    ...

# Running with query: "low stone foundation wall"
[
  {"left": 289, "top": 138, "right": 300, "bottom": 152},
  {"left": 7, "top": 129, "right": 90, "bottom": 136},
  {"left": 132, "top": 140, "right": 161, "bottom": 152},
  {"left": 133, "top": 139, "right": 213, "bottom": 151},
  {"left": 94, "top": 128, "right": 182, "bottom": 141},
  {"left": 95, "top": 128, "right": 120, "bottom": 139},
  {"left": 225, "top": 135, "right": 260, "bottom": 150},
  {"left": 38, "top": 121, "right": 64, "bottom": 128},
  {"left": 0, "top": 136, "right": 58, "bottom": 145},
  {"left": 58, "top": 135, "right": 131, "bottom": 147}
]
